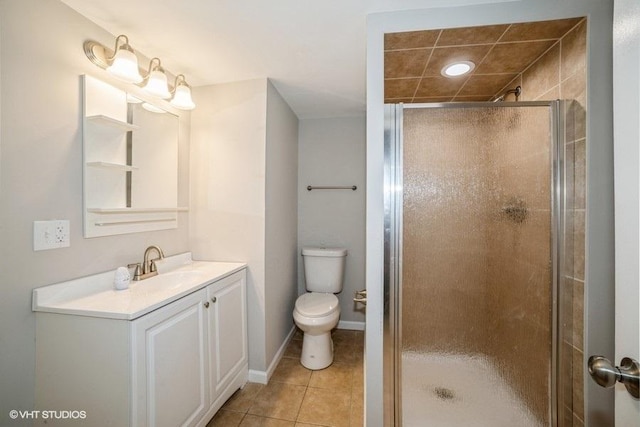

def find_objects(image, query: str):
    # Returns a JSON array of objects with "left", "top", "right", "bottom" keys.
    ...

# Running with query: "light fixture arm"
[
  {"left": 144, "top": 57, "right": 163, "bottom": 76},
  {"left": 172, "top": 74, "right": 189, "bottom": 92},
  {"left": 169, "top": 74, "right": 196, "bottom": 110},
  {"left": 142, "top": 57, "right": 171, "bottom": 99},
  {"left": 106, "top": 35, "right": 131, "bottom": 62},
  {"left": 84, "top": 34, "right": 136, "bottom": 70}
]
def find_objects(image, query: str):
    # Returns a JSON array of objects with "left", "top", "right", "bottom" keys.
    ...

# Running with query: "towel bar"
[{"left": 307, "top": 185, "right": 357, "bottom": 191}]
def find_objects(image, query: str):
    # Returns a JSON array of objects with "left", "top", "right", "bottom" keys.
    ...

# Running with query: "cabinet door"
[
  {"left": 208, "top": 271, "right": 248, "bottom": 398},
  {"left": 133, "top": 289, "right": 209, "bottom": 427}
]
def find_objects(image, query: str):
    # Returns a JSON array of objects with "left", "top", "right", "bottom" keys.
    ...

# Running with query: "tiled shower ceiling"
[{"left": 384, "top": 18, "right": 582, "bottom": 103}]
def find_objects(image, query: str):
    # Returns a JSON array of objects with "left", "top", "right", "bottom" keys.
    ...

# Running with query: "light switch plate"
[{"left": 34, "top": 220, "right": 70, "bottom": 251}]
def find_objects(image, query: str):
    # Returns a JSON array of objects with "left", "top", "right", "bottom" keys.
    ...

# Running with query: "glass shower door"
[{"left": 385, "top": 102, "right": 563, "bottom": 427}]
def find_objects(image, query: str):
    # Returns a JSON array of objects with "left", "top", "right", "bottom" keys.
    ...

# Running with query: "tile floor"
[{"left": 207, "top": 328, "right": 364, "bottom": 427}]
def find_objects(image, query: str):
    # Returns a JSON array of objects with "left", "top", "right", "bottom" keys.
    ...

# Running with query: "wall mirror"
[{"left": 82, "top": 75, "right": 179, "bottom": 238}]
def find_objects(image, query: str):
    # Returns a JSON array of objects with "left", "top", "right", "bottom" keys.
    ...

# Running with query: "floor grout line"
[{"left": 210, "top": 329, "right": 364, "bottom": 426}]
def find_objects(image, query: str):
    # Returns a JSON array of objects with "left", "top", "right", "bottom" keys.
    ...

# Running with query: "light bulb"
[
  {"left": 107, "top": 47, "right": 143, "bottom": 84},
  {"left": 170, "top": 84, "right": 196, "bottom": 110},
  {"left": 143, "top": 69, "right": 171, "bottom": 99}
]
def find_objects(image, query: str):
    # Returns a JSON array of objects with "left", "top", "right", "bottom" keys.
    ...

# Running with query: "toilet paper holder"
[{"left": 354, "top": 289, "right": 367, "bottom": 305}]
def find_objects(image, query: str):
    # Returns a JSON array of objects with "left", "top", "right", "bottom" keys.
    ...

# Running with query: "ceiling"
[
  {"left": 59, "top": 0, "right": 569, "bottom": 119},
  {"left": 384, "top": 17, "right": 582, "bottom": 102}
]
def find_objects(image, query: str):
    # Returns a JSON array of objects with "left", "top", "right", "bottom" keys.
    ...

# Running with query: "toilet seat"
[{"left": 295, "top": 293, "right": 339, "bottom": 318}]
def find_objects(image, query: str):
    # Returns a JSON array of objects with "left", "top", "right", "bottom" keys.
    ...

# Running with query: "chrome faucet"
[
  {"left": 143, "top": 245, "right": 165, "bottom": 275},
  {"left": 128, "top": 245, "right": 165, "bottom": 281}
]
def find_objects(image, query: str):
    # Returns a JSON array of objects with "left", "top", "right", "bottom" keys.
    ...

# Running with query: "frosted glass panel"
[{"left": 401, "top": 106, "right": 551, "bottom": 426}]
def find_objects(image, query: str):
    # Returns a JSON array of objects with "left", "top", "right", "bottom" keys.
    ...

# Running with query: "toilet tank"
[{"left": 302, "top": 247, "right": 347, "bottom": 293}]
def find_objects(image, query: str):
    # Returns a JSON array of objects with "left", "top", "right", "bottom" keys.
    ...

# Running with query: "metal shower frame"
[{"left": 383, "top": 100, "right": 567, "bottom": 427}]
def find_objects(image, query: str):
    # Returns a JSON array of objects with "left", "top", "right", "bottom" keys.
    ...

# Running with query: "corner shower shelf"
[
  {"left": 86, "top": 161, "right": 138, "bottom": 172},
  {"left": 86, "top": 115, "right": 139, "bottom": 132}
]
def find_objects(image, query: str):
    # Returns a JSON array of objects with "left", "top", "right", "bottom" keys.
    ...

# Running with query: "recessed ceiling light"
[{"left": 441, "top": 61, "right": 475, "bottom": 78}]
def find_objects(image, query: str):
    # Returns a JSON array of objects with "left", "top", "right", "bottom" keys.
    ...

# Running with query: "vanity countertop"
[{"left": 32, "top": 253, "right": 246, "bottom": 320}]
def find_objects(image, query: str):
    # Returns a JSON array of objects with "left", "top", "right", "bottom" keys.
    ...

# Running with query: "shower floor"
[{"left": 401, "top": 352, "right": 544, "bottom": 427}]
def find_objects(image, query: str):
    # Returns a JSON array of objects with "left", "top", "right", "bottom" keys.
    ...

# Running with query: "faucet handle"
[
  {"left": 150, "top": 259, "right": 158, "bottom": 273},
  {"left": 127, "top": 263, "right": 142, "bottom": 281}
]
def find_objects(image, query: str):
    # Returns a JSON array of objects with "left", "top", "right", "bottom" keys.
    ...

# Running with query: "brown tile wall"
[{"left": 505, "top": 18, "right": 587, "bottom": 427}]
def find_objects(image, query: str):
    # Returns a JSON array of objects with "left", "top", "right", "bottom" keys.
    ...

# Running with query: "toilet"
[{"left": 293, "top": 247, "right": 347, "bottom": 370}]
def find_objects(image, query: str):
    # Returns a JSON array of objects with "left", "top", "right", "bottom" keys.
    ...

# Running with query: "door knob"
[
  {"left": 588, "top": 355, "right": 639, "bottom": 399},
  {"left": 354, "top": 289, "right": 367, "bottom": 305}
]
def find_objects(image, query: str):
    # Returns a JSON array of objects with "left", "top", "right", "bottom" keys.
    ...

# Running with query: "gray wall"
[
  {"left": 0, "top": 1, "right": 191, "bottom": 424},
  {"left": 298, "top": 117, "right": 366, "bottom": 325},
  {"left": 190, "top": 79, "right": 268, "bottom": 372},
  {"left": 265, "top": 81, "right": 299, "bottom": 366},
  {"left": 190, "top": 78, "right": 299, "bottom": 379}
]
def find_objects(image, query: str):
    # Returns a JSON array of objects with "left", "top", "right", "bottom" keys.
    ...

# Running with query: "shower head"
[{"left": 493, "top": 85, "right": 522, "bottom": 102}]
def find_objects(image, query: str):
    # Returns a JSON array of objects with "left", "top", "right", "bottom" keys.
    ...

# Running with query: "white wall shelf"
[
  {"left": 86, "top": 161, "right": 137, "bottom": 171},
  {"left": 82, "top": 75, "right": 180, "bottom": 238},
  {"left": 87, "top": 207, "right": 189, "bottom": 214},
  {"left": 86, "top": 114, "right": 139, "bottom": 131}
]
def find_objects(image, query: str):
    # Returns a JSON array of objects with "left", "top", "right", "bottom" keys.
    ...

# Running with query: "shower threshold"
[{"left": 401, "top": 352, "right": 544, "bottom": 427}]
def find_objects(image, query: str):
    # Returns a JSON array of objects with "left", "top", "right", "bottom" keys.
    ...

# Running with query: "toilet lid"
[{"left": 295, "top": 293, "right": 339, "bottom": 318}]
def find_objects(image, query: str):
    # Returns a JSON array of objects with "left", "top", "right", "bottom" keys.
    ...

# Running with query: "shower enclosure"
[{"left": 384, "top": 102, "right": 572, "bottom": 426}]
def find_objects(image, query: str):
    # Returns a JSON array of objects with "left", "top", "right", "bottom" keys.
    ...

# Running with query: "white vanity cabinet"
[
  {"left": 134, "top": 271, "right": 248, "bottom": 427},
  {"left": 207, "top": 272, "right": 248, "bottom": 401},
  {"left": 132, "top": 288, "right": 209, "bottom": 427},
  {"left": 34, "top": 264, "right": 247, "bottom": 427}
]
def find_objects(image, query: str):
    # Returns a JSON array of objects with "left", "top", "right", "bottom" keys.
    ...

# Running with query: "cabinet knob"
[
  {"left": 204, "top": 301, "right": 210, "bottom": 308},
  {"left": 211, "top": 297, "right": 217, "bottom": 303}
]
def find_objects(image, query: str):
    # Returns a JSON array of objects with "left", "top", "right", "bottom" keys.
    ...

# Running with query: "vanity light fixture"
[
  {"left": 170, "top": 75, "right": 196, "bottom": 110},
  {"left": 441, "top": 60, "right": 475, "bottom": 78},
  {"left": 84, "top": 34, "right": 196, "bottom": 110},
  {"left": 84, "top": 35, "right": 143, "bottom": 84},
  {"left": 142, "top": 58, "right": 171, "bottom": 99}
]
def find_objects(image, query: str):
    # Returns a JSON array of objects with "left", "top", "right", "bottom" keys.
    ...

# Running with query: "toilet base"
[{"left": 300, "top": 332, "right": 334, "bottom": 370}]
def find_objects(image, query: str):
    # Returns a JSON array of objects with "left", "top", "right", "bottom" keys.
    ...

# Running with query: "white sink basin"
[
  {"left": 133, "top": 270, "right": 208, "bottom": 293},
  {"left": 32, "top": 253, "right": 246, "bottom": 320}
]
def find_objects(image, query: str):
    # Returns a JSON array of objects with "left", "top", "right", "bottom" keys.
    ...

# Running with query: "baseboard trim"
[
  {"left": 338, "top": 320, "right": 365, "bottom": 331},
  {"left": 247, "top": 369, "right": 268, "bottom": 384},
  {"left": 247, "top": 322, "right": 363, "bottom": 383},
  {"left": 247, "top": 325, "right": 297, "bottom": 384}
]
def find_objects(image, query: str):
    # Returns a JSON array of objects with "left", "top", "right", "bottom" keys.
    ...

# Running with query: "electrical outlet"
[
  {"left": 55, "top": 221, "right": 70, "bottom": 244},
  {"left": 34, "top": 220, "right": 70, "bottom": 251}
]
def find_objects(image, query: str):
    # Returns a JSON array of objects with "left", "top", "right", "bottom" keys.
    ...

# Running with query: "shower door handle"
[
  {"left": 354, "top": 289, "right": 367, "bottom": 305},
  {"left": 587, "top": 355, "right": 639, "bottom": 398}
]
